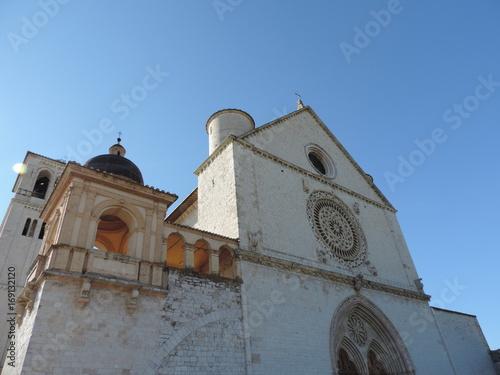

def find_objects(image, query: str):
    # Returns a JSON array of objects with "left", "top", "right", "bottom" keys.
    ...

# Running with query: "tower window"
[
  {"left": 22, "top": 218, "right": 31, "bottom": 236},
  {"left": 38, "top": 222, "right": 46, "bottom": 239},
  {"left": 32, "top": 176, "right": 50, "bottom": 199}
]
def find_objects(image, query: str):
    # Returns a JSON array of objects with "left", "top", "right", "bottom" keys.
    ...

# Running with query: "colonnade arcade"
[
  {"left": 165, "top": 230, "right": 237, "bottom": 279},
  {"left": 89, "top": 202, "right": 238, "bottom": 279}
]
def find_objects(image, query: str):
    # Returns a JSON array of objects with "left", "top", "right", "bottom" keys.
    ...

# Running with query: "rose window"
[{"left": 307, "top": 191, "right": 366, "bottom": 267}]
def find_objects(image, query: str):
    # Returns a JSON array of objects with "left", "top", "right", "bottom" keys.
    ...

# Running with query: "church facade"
[{"left": 0, "top": 105, "right": 497, "bottom": 374}]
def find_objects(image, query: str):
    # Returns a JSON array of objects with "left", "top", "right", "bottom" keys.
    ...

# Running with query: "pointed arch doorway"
[{"left": 331, "top": 296, "right": 415, "bottom": 375}]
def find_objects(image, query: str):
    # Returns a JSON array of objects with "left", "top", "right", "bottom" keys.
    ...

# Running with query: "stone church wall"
[
  {"left": 360, "top": 288, "right": 456, "bottom": 374},
  {"left": 152, "top": 270, "right": 245, "bottom": 375},
  {"left": 240, "top": 261, "right": 458, "bottom": 374},
  {"left": 197, "top": 143, "right": 239, "bottom": 239},
  {"left": 240, "top": 261, "right": 347, "bottom": 374},
  {"left": 5, "top": 278, "right": 164, "bottom": 375},
  {"left": 6, "top": 269, "right": 245, "bottom": 375},
  {"left": 431, "top": 307, "right": 497, "bottom": 375},
  {"left": 232, "top": 141, "right": 419, "bottom": 291}
]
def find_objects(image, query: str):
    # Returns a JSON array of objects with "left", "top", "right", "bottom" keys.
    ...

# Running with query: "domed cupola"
[{"left": 84, "top": 138, "right": 144, "bottom": 184}]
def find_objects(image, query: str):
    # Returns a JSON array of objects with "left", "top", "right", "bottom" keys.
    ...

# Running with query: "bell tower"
[{"left": 0, "top": 152, "right": 65, "bottom": 370}]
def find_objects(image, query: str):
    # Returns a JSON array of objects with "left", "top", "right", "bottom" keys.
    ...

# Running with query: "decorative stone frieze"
[{"left": 239, "top": 250, "right": 430, "bottom": 302}]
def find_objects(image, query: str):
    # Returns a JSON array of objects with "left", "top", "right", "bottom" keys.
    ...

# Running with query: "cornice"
[
  {"left": 205, "top": 108, "right": 255, "bottom": 133},
  {"left": 11, "top": 198, "right": 44, "bottom": 211},
  {"left": 166, "top": 188, "right": 198, "bottom": 223},
  {"left": 194, "top": 136, "right": 234, "bottom": 176},
  {"left": 42, "top": 163, "right": 178, "bottom": 220},
  {"left": 26, "top": 151, "right": 66, "bottom": 167},
  {"left": 165, "top": 221, "right": 239, "bottom": 244},
  {"left": 239, "top": 106, "right": 307, "bottom": 139},
  {"left": 70, "top": 169, "right": 177, "bottom": 203},
  {"left": 238, "top": 250, "right": 430, "bottom": 302},
  {"left": 37, "top": 269, "right": 168, "bottom": 296},
  {"left": 173, "top": 200, "right": 198, "bottom": 224}
]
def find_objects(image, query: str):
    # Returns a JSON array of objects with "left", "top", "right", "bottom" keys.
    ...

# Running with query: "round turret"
[{"left": 206, "top": 109, "right": 255, "bottom": 154}]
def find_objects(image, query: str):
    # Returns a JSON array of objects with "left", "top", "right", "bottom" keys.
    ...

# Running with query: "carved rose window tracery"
[
  {"left": 307, "top": 191, "right": 366, "bottom": 267},
  {"left": 347, "top": 315, "right": 368, "bottom": 346}
]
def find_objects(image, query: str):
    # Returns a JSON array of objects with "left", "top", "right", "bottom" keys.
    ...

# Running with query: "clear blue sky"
[{"left": 1, "top": 1, "right": 499, "bottom": 349}]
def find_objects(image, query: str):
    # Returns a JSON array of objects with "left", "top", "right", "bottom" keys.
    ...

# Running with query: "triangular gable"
[{"left": 240, "top": 106, "right": 394, "bottom": 209}]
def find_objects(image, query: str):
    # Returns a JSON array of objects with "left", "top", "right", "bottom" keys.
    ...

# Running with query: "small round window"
[{"left": 306, "top": 144, "right": 335, "bottom": 178}]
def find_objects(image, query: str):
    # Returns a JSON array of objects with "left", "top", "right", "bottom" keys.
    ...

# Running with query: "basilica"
[{"left": 0, "top": 103, "right": 497, "bottom": 374}]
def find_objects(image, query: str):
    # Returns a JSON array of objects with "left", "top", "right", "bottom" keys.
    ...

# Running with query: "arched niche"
[
  {"left": 93, "top": 215, "right": 129, "bottom": 254},
  {"left": 193, "top": 239, "right": 210, "bottom": 274},
  {"left": 330, "top": 296, "right": 415, "bottom": 375},
  {"left": 219, "top": 246, "right": 236, "bottom": 278},
  {"left": 92, "top": 206, "right": 139, "bottom": 256},
  {"left": 90, "top": 200, "right": 144, "bottom": 257},
  {"left": 166, "top": 233, "right": 185, "bottom": 269}
]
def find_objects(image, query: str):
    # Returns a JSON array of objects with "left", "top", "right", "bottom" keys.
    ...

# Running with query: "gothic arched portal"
[{"left": 330, "top": 296, "right": 415, "bottom": 375}]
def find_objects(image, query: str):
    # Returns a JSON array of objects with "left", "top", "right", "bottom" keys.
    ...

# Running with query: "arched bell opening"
[{"left": 32, "top": 170, "right": 52, "bottom": 199}]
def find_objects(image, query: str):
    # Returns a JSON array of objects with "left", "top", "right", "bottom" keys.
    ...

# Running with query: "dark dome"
[{"left": 84, "top": 153, "right": 144, "bottom": 184}]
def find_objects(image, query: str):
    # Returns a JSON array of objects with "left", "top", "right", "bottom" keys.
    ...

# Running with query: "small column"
[
  {"left": 77, "top": 190, "right": 96, "bottom": 248},
  {"left": 85, "top": 217, "right": 99, "bottom": 249},
  {"left": 184, "top": 244, "right": 195, "bottom": 269},
  {"left": 160, "top": 238, "right": 167, "bottom": 264},
  {"left": 210, "top": 250, "right": 220, "bottom": 275}
]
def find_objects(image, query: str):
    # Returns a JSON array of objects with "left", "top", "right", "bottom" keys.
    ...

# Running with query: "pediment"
[{"left": 240, "top": 106, "right": 393, "bottom": 208}]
